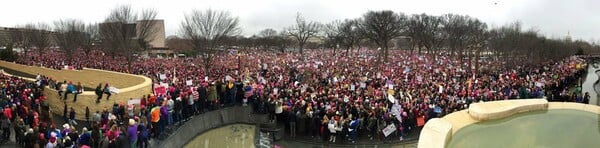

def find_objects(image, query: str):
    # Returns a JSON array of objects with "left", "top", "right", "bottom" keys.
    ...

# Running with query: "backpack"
[{"left": 139, "top": 124, "right": 149, "bottom": 139}]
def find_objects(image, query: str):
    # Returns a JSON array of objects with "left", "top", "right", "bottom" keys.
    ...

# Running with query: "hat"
[{"left": 129, "top": 119, "right": 136, "bottom": 126}]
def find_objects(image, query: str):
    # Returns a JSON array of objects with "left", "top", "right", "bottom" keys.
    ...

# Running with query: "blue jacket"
[{"left": 67, "top": 84, "right": 75, "bottom": 92}]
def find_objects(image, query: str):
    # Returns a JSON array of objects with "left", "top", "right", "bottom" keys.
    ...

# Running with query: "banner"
[
  {"left": 382, "top": 124, "right": 396, "bottom": 137},
  {"left": 154, "top": 86, "right": 166, "bottom": 96},
  {"left": 160, "top": 82, "right": 169, "bottom": 88},
  {"left": 108, "top": 87, "right": 120, "bottom": 94},
  {"left": 128, "top": 99, "right": 141, "bottom": 105}
]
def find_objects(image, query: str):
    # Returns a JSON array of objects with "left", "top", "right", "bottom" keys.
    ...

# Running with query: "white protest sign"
[
  {"left": 108, "top": 87, "right": 120, "bottom": 94},
  {"left": 391, "top": 103, "right": 402, "bottom": 122},
  {"left": 128, "top": 99, "right": 141, "bottom": 105},
  {"left": 186, "top": 80, "right": 193, "bottom": 86},
  {"left": 388, "top": 94, "right": 395, "bottom": 103},
  {"left": 382, "top": 124, "right": 396, "bottom": 137},
  {"left": 159, "top": 74, "right": 166, "bottom": 80}
]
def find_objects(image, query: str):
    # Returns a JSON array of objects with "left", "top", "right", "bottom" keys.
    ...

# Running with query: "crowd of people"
[{"left": 1, "top": 48, "right": 588, "bottom": 147}]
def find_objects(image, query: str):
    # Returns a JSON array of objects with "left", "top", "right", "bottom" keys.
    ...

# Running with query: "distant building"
[
  {"left": 99, "top": 19, "right": 166, "bottom": 48},
  {"left": 0, "top": 26, "right": 57, "bottom": 50},
  {"left": 137, "top": 20, "right": 166, "bottom": 48},
  {"left": 100, "top": 20, "right": 168, "bottom": 56}
]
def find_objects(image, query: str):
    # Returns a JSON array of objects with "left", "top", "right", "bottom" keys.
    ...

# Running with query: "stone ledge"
[
  {"left": 419, "top": 100, "right": 600, "bottom": 148},
  {"left": 468, "top": 99, "right": 548, "bottom": 121},
  {"left": 417, "top": 118, "right": 452, "bottom": 148}
]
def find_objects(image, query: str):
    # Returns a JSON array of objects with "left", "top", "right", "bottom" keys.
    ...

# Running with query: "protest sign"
[
  {"left": 382, "top": 124, "right": 396, "bottom": 137},
  {"left": 128, "top": 99, "right": 141, "bottom": 105}
]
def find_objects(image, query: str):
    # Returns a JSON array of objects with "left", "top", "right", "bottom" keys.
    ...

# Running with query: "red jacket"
[{"left": 3, "top": 108, "right": 11, "bottom": 119}]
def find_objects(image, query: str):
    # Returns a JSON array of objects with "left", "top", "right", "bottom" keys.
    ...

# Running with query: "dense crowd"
[{"left": 3, "top": 48, "right": 588, "bottom": 147}]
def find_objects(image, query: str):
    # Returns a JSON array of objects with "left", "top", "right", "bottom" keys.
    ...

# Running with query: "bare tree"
[
  {"left": 338, "top": 19, "right": 362, "bottom": 56},
  {"left": 287, "top": 13, "right": 321, "bottom": 59},
  {"left": 324, "top": 20, "right": 343, "bottom": 54},
  {"left": 100, "top": 5, "right": 158, "bottom": 71},
  {"left": 53, "top": 19, "right": 86, "bottom": 64},
  {"left": 259, "top": 28, "right": 277, "bottom": 38},
  {"left": 24, "top": 23, "right": 52, "bottom": 57},
  {"left": 82, "top": 23, "right": 99, "bottom": 57},
  {"left": 359, "top": 10, "right": 407, "bottom": 63},
  {"left": 258, "top": 28, "right": 278, "bottom": 50},
  {"left": 136, "top": 9, "right": 159, "bottom": 50},
  {"left": 407, "top": 13, "right": 444, "bottom": 54},
  {"left": 180, "top": 9, "right": 241, "bottom": 76},
  {"left": 6, "top": 27, "right": 28, "bottom": 50},
  {"left": 274, "top": 32, "right": 293, "bottom": 53}
]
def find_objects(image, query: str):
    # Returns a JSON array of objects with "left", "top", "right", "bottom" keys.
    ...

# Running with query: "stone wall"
[
  {"left": 159, "top": 106, "right": 268, "bottom": 148},
  {"left": 468, "top": 99, "right": 548, "bottom": 121},
  {"left": 418, "top": 99, "right": 600, "bottom": 148}
]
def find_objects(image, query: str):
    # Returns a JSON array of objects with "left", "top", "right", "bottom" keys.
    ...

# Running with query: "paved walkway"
[{"left": 273, "top": 123, "right": 422, "bottom": 148}]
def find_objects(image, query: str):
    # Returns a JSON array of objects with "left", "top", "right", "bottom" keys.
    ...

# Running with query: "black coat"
[
  {"left": 198, "top": 86, "right": 208, "bottom": 102},
  {"left": 174, "top": 99, "right": 183, "bottom": 112}
]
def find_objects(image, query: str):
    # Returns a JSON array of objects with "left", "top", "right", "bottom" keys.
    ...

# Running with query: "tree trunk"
[
  {"left": 475, "top": 47, "right": 480, "bottom": 74},
  {"left": 384, "top": 47, "right": 389, "bottom": 64},
  {"left": 299, "top": 43, "right": 305, "bottom": 61},
  {"left": 345, "top": 47, "right": 350, "bottom": 57},
  {"left": 467, "top": 46, "right": 472, "bottom": 73}
]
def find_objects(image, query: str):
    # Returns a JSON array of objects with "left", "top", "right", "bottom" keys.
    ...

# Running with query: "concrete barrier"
[
  {"left": 160, "top": 106, "right": 268, "bottom": 148},
  {"left": 417, "top": 118, "right": 452, "bottom": 148}
]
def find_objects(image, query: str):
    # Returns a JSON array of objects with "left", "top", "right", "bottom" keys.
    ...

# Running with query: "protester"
[{"left": 4, "top": 48, "right": 588, "bottom": 146}]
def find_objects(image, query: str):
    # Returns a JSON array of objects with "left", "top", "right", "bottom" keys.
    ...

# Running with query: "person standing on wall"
[
  {"left": 95, "top": 84, "right": 103, "bottom": 103},
  {"left": 103, "top": 83, "right": 112, "bottom": 100},
  {"left": 74, "top": 82, "right": 83, "bottom": 102}
]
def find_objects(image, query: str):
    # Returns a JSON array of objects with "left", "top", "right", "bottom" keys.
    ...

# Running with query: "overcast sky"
[{"left": 1, "top": 0, "right": 598, "bottom": 42}]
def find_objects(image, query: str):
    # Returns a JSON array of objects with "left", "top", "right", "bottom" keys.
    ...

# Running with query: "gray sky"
[{"left": 1, "top": 0, "right": 598, "bottom": 42}]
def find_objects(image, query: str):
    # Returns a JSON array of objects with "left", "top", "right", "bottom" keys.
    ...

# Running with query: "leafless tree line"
[{"left": 3, "top": 8, "right": 600, "bottom": 71}]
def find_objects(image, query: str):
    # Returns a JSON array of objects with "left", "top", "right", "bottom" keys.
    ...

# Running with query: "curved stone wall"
[
  {"left": 468, "top": 99, "right": 548, "bottom": 121},
  {"left": 159, "top": 106, "right": 268, "bottom": 148},
  {"left": 0, "top": 61, "right": 144, "bottom": 89},
  {"left": 418, "top": 99, "right": 600, "bottom": 148},
  {"left": 0, "top": 61, "right": 152, "bottom": 120}
]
